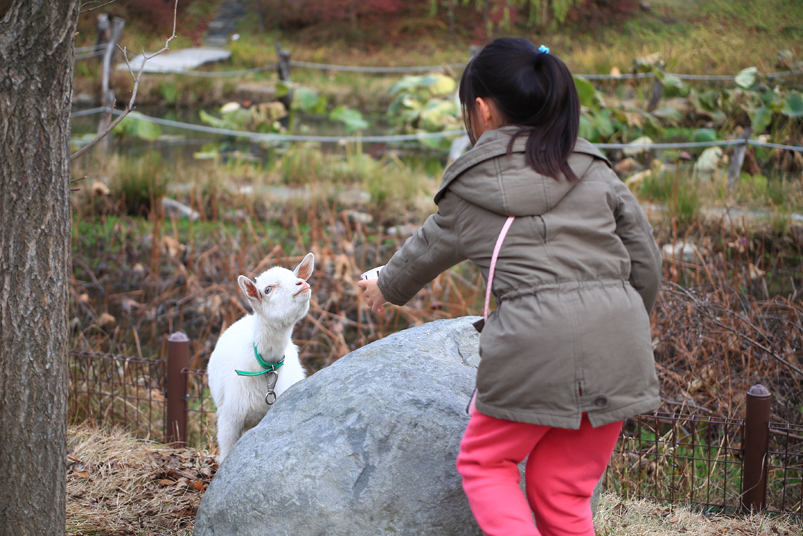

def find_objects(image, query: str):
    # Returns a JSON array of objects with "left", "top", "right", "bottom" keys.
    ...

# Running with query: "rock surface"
[
  {"left": 195, "top": 316, "right": 603, "bottom": 535},
  {"left": 195, "top": 317, "right": 483, "bottom": 536}
]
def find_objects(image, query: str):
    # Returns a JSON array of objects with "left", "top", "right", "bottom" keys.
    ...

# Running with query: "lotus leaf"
[
  {"left": 419, "top": 99, "right": 458, "bottom": 131},
  {"left": 591, "top": 110, "right": 615, "bottom": 139},
  {"left": 751, "top": 105, "right": 773, "bottom": 134},
  {"left": 623, "top": 136, "right": 655, "bottom": 157},
  {"left": 652, "top": 107, "right": 683, "bottom": 124},
  {"left": 389, "top": 74, "right": 456, "bottom": 97},
  {"left": 735, "top": 67, "right": 759, "bottom": 90},
  {"left": 330, "top": 106, "right": 369, "bottom": 133},
  {"left": 113, "top": 112, "right": 162, "bottom": 141},
  {"left": 692, "top": 129, "right": 718, "bottom": 143},
  {"left": 292, "top": 87, "right": 326, "bottom": 114},
  {"left": 782, "top": 91, "right": 803, "bottom": 118},
  {"left": 694, "top": 147, "right": 725, "bottom": 180},
  {"left": 574, "top": 76, "right": 604, "bottom": 111},
  {"left": 220, "top": 102, "right": 242, "bottom": 114},
  {"left": 275, "top": 80, "right": 292, "bottom": 98}
]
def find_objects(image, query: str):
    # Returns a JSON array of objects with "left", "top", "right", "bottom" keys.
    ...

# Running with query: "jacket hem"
[{"left": 474, "top": 396, "right": 662, "bottom": 429}]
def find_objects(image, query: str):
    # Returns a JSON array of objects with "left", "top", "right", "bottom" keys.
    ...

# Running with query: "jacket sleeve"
[
  {"left": 611, "top": 180, "right": 662, "bottom": 314},
  {"left": 376, "top": 192, "right": 468, "bottom": 306}
]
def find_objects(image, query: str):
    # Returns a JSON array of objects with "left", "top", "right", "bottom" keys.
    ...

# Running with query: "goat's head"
[{"left": 237, "top": 253, "right": 314, "bottom": 327}]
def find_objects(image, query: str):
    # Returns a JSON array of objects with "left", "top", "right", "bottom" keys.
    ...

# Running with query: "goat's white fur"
[{"left": 207, "top": 253, "right": 314, "bottom": 462}]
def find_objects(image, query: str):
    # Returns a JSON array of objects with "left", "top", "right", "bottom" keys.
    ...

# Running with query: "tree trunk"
[{"left": 0, "top": 1, "right": 79, "bottom": 535}]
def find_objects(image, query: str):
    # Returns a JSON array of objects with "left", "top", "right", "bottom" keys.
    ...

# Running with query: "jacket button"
[{"left": 594, "top": 395, "right": 608, "bottom": 407}]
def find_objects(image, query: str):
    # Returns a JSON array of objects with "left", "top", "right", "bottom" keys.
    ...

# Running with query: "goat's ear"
[
  {"left": 238, "top": 275, "right": 261, "bottom": 303},
  {"left": 294, "top": 253, "right": 315, "bottom": 281}
]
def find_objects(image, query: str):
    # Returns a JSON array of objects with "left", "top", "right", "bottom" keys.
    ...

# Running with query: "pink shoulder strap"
[{"left": 484, "top": 216, "right": 515, "bottom": 322}]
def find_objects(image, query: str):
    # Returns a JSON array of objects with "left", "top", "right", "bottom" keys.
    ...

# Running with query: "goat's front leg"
[{"left": 215, "top": 406, "right": 244, "bottom": 463}]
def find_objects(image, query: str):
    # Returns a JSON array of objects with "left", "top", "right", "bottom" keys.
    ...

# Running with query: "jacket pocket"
[{"left": 528, "top": 215, "right": 547, "bottom": 243}]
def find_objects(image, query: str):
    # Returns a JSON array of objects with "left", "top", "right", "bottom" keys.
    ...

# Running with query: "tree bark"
[{"left": 0, "top": 1, "right": 79, "bottom": 534}]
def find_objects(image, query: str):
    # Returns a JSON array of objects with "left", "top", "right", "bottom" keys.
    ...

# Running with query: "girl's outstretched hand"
[{"left": 357, "top": 278, "right": 388, "bottom": 313}]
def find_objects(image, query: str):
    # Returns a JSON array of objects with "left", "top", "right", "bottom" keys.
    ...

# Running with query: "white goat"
[{"left": 207, "top": 253, "right": 314, "bottom": 462}]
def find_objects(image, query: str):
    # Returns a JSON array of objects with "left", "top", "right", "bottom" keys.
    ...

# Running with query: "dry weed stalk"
[
  {"left": 69, "top": 193, "right": 803, "bottom": 429},
  {"left": 66, "top": 425, "right": 215, "bottom": 535},
  {"left": 595, "top": 493, "right": 802, "bottom": 535}
]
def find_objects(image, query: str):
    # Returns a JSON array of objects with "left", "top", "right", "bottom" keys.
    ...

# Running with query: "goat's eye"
[{"left": 264, "top": 286, "right": 273, "bottom": 294}]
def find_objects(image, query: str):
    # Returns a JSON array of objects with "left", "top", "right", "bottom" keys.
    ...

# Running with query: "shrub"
[{"left": 110, "top": 152, "right": 170, "bottom": 216}]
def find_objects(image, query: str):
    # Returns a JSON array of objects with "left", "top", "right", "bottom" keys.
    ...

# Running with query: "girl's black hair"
[{"left": 459, "top": 37, "right": 581, "bottom": 182}]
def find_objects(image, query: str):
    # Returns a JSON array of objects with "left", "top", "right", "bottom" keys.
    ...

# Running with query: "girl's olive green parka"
[{"left": 377, "top": 127, "right": 662, "bottom": 428}]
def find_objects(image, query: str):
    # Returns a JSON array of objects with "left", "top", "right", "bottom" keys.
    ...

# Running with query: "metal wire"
[
  {"left": 69, "top": 107, "right": 803, "bottom": 151},
  {"left": 73, "top": 107, "right": 466, "bottom": 143},
  {"left": 595, "top": 140, "right": 748, "bottom": 150},
  {"left": 128, "top": 64, "right": 277, "bottom": 78},
  {"left": 288, "top": 60, "right": 467, "bottom": 73},
  {"left": 75, "top": 50, "right": 107, "bottom": 61},
  {"left": 75, "top": 44, "right": 107, "bottom": 53},
  {"left": 78, "top": 54, "right": 803, "bottom": 81}
]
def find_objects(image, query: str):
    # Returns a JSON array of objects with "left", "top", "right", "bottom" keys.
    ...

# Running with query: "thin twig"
[
  {"left": 666, "top": 282, "right": 803, "bottom": 377},
  {"left": 80, "top": 0, "right": 118, "bottom": 15},
  {"left": 71, "top": 0, "right": 179, "bottom": 161}
]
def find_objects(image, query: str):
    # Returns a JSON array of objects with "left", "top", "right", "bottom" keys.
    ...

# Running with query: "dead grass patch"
[
  {"left": 67, "top": 425, "right": 803, "bottom": 535},
  {"left": 66, "top": 425, "right": 216, "bottom": 535},
  {"left": 596, "top": 493, "right": 802, "bottom": 535}
]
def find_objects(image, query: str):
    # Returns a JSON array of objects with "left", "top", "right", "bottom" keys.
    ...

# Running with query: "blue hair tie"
[{"left": 538, "top": 45, "right": 549, "bottom": 55}]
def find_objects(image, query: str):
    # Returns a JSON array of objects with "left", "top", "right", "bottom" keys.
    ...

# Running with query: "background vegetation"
[{"left": 66, "top": 0, "right": 803, "bottom": 532}]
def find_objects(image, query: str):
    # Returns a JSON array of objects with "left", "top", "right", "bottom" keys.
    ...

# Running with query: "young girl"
[{"left": 358, "top": 38, "right": 661, "bottom": 536}]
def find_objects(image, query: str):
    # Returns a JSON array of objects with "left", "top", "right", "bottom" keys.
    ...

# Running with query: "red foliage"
[
  {"left": 109, "top": 0, "right": 196, "bottom": 33},
  {"left": 264, "top": 0, "right": 407, "bottom": 29},
  {"left": 569, "top": 0, "right": 640, "bottom": 27}
]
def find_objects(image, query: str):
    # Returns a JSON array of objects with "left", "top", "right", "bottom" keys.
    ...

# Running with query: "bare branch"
[
  {"left": 70, "top": 175, "right": 88, "bottom": 192},
  {"left": 80, "top": 0, "right": 118, "bottom": 15},
  {"left": 71, "top": 0, "right": 179, "bottom": 162}
]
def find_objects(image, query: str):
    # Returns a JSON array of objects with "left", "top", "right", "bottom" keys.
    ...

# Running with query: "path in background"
[{"left": 203, "top": 0, "right": 248, "bottom": 47}]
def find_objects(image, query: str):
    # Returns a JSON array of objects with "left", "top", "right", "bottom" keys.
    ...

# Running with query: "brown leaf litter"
[{"left": 67, "top": 425, "right": 216, "bottom": 535}]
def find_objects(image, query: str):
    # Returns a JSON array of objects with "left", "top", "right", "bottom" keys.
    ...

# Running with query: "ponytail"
[{"left": 459, "top": 38, "right": 581, "bottom": 182}]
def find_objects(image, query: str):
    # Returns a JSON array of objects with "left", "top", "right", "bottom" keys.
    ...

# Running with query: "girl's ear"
[
  {"left": 294, "top": 253, "right": 315, "bottom": 281},
  {"left": 475, "top": 97, "right": 491, "bottom": 127},
  {"left": 238, "top": 275, "right": 261, "bottom": 303},
  {"left": 475, "top": 97, "right": 504, "bottom": 130}
]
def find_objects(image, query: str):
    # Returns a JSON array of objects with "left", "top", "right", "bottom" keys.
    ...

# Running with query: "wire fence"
[
  {"left": 608, "top": 413, "right": 746, "bottom": 510},
  {"left": 67, "top": 348, "right": 216, "bottom": 449},
  {"left": 70, "top": 106, "right": 803, "bottom": 151},
  {"left": 68, "top": 343, "right": 803, "bottom": 516},
  {"left": 72, "top": 42, "right": 803, "bottom": 84},
  {"left": 68, "top": 350, "right": 169, "bottom": 441}
]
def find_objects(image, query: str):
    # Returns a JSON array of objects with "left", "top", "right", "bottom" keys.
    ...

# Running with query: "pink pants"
[{"left": 456, "top": 410, "right": 622, "bottom": 536}]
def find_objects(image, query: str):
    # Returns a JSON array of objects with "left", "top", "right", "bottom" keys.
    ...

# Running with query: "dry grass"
[
  {"left": 66, "top": 425, "right": 216, "bottom": 536},
  {"left": 596, "top": 493, "right": 802, "bottom": 535},
  {"left": 65, "top": 425, "right": 803, "bottom": 535}
]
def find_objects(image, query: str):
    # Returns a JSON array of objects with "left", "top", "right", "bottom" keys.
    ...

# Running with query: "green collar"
[{"left": 235, "top": 344, "right": 285, "bottom": 377}]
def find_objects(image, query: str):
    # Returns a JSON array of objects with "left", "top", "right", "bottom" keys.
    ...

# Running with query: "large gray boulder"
[
  {"left": 195, "top": 316, "right": 483, "bottom": 536},
  {"left": 194, "top": 316, "right": 603, "bottom": 535}
]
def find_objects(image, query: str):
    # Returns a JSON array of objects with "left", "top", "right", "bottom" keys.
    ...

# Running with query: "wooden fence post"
[
  {"left": 166, "top": 332, "right": 190, "bottom": 446},
  {"left": 741, "top": 384, "right": 771, "bottom": 511},
  {"left": 647, "top": 68, "right": 664, "bottom": 113},
  {"left": 97, "top": 16, "right": 125, "bottom": 152},
  {"left": 95, "top": 13, "right": 110, "bottom": 66},
  {"left": 275, "top": 42, "right": 292, "bottom": 110},
  {"left": 727, "top": 128, "right": 753, "bottom": 190}
]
